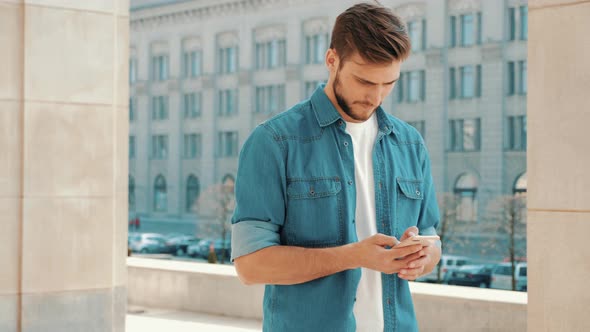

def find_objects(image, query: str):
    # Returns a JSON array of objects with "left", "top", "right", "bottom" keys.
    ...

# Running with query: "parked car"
[
  {"left": 165, "top": 234, "right": 200, "bottom": 256},
  {"left": 417, "top": 255, "right": 472, "bottom": 283},
  {"left": 128, "top": 233, "right": 169, "bottom": 254},
  {"left": 187, "top": 239, "right": 231, "bottom": 260},
  {"left": 490, "top": 262, "right": 527, "bottom": 291},
  {"left": 446, "top": 264, "right": 495, "bottom": 288}
]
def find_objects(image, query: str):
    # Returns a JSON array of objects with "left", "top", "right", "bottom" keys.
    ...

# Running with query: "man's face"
[{"left": 329, "top": 52, "right": 401, "bottom": 122}]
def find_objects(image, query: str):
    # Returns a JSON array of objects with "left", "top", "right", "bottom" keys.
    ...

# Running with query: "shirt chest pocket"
[
  {"left": 283, "top": 177, "right": 344, "bottom": 247},
  {"left": 395, "top": 178, "right": 424, "bottom": 235}
]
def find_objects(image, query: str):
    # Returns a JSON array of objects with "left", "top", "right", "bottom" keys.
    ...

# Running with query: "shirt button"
[
  {"left": 348, "top": 180, "right": 353, "bottom": 185},
  {"left": 352, "top": 219, "right": 355, "bottom": 224},
  {"left": 354, "top": 297, "right": 357, "bottom": 302},
  {"left": 416, "top": 190, "right": 421, "bottom": 196},
  {"left": 338, "top": 120, "right": 343, "bottom": 126},
  {"left": 343, "top": 141, "right": 348, "bottom": 147}
]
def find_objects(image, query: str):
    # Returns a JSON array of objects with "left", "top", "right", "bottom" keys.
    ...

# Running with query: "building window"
[
  {"left": 461, "top": 14, "right": 474, "bottom": 46},
  {"left": 151, "top": 54, "right": 169, "bottom": 81},
  {"left": 218, "top": 46, "right": 238, "bottom": 74},
  {"left": 508, "top": 61, "right": 516, "bottom": 95},
  {"left": 507, "top": 115, "right": 527, "bottom": 151},
  {"left": 151, "top": 135, "right": 168, "bottom": 159},
  {"left": 457, "top": 65, "right": 482, "bottom": 99},
  {"left": 305, "top": 80, "right": 324, "bottom": 98},
  {"left": 449, "top": 118, "right": 481, "bottom": 151},
  {"left": 508, "top": 7, "right": 516, "bottom": 41},
  {"left": 408, "top": 121, "right": 426, "bottom": 139},
  {"left": 217, "top": 131, "right": 239, "bottom": 157},
  {"left": 183, "top": 50, "right": 202, "bottom": 78},
  {"left": 305, "top": 33, "right": 329, "bottom": 64},
  {"left": 454, "top": 173, "right": 478, "bottom": 222},
  {"left": 396, "top": 72, "right": 404, "bottom": 103},
  {"left": 451, "top": 12, "right": 482, "bottom": 48},
  {"left": 508, "top": 6, "right": 528, "bottom": 41},
  {"left": 518, "top": 60, "right": 527, "bottom": 95},
  {"left": 256, "top": 39, "right": 286, "bottom": 70},
  {"left": 508, "top": 61, "right": 526, "bottom": 96},
  {"left": 129, "top": 97, "right": 136, "bottom": 122},
  {"left": 513, "top": 172, "right": 527, "bottom": 195},
  {"left": 398, "top": 70, "right": 425, "bottom": 103},
  {"left": 151, "top": 96, "right": 169, "bottom": 120},
  {"left": 183, "top": 93, "right": 201, "bottom": 119},
  {"left": 449, "top": 16, "right": 457, "bottom": 47},
  {"left": 449, "top": 67, "right": 456, "bottom": 99},
  {"left": 129, "top": 175, "right": 135, "bottom": 211},
  {"left": 520, "top": 6, "right": 528, "bottom": 40},
  {"left": 186, "top": 175, "right": 200, "bottom": 213},
  {"left": 129, "top": 136, "right": 136, "bottom": 159},
  {"left": 256, "top": 85, "right": 286, "bottom": 114},
  {"left": 408, "top": 19, "right": 427, "bottom": 52},
  {"left": 218, "top": 89, "right": 238, "bottom": 116},
  {"left": 183, "top": 133, "right": 202, "bottom": 159},
  {"left": 129, "top": 58, "right": 137, "bottom": 84},
  {"left": 154, "top": 175, "right": 167, "bottom": 212}
]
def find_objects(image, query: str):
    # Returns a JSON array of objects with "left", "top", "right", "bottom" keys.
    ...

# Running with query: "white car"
[
  {"left": 129, "top": 233, "right": 169, "bottom": 254},
  {"left": 490, "top": 262, "right": 527, "bottom": 291},
  {"left": 417, "top": 254, "right": 472, "bottom": 283}
]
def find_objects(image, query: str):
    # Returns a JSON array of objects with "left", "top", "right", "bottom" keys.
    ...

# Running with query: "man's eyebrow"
[{"left": 353, "top": 74, "right": 400, "bottom": 85}]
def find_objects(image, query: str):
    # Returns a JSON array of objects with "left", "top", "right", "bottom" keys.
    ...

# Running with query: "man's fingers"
[
  {"left": 372, "top": 233, "right": 399, "bottom": 247},
  {"left": 400, "top": 226, "right": 419, "bottom": 241},
  {"left": 399, "top": 250, "right": 426, "bottom": 263},
  {"left": 406, "top": 255, "right": 429, "bottom": 269},
  {"left": 398, "top": 266, "right": 425, "bottom": 280},
  {"left": 390, "top": 243, "right": 422, "bottom": 259}
]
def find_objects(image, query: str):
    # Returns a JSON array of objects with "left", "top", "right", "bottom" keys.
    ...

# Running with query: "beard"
[{"left": 333, "top": 71, "right": 379, "bottom": 122}]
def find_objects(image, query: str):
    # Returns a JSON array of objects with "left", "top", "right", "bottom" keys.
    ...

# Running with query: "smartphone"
[{"left": 395, "top": 235, "right": 440, "bottom": 248}]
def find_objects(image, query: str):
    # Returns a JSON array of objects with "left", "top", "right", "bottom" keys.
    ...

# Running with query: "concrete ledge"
[
  {"left": 410, "top": 282, "right": 527, "bottom": 331},
  {"left": 128, "top": 258, "right": 527, "bottom": 330},
  {"left": 127, "top": 257, "right": 264, "bottom": 320}
]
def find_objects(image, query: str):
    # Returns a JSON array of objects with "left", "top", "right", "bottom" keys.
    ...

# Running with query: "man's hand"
[
  {"left": 396, "top": 226, "right": 442, "bottom": 281},
  {"left": 352, "top": 233, "right": 422, "bottom": 274}
]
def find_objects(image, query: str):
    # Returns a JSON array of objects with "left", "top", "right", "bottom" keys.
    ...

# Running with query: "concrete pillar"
[
  {"left": 0, "top": 0, "right": 129, "bottom": 331},
  {"left": 528, "top": 0, "right": 590, "bottom": 331}
]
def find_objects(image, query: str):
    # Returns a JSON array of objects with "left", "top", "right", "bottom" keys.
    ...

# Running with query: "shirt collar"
[{"left": 310, "top": 83, "right": 396, "bottom": 136}]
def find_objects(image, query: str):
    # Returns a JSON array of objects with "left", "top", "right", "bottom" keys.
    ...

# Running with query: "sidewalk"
[{"left": 126, "top": 306, "right": 262, "bottom": 332}]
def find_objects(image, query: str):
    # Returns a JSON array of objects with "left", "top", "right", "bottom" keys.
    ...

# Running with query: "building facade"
[{"left": 129, "top": 0, "right": 527, "bottom": 247}]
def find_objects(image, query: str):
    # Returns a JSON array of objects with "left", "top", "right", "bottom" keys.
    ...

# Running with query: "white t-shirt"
[{"left": 346, "top": 113, "right": 384, "bottom": 332}]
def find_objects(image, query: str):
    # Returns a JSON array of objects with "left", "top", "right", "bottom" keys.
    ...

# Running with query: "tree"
[
  {"left": 479, "top": 194, "right": 527, "bottom": 290},
  {"left": 195, "top": 181, "right": 235, "bottom": 264},
  {"left": 435, "top": 192, "right": 474, "bottom": 283}
]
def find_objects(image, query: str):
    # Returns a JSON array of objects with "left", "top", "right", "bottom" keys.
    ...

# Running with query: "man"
[{"left": 231, "top": 2, "right": 441, "bottom": 331}]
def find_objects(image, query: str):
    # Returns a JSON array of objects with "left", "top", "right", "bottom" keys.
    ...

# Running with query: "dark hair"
[{"left": 330, "top": 2, "right": 411, "bottom": 64}]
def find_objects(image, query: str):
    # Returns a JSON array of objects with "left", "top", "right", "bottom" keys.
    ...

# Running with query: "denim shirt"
[{"left": 231, "top": 85, "right": 440, "bottom": 332}]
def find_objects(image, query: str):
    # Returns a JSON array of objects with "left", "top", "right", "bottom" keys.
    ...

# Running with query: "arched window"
[
  {"left": 514, "top": 172, "right": 527, "bottom": 196},
  {"left": 186, "top": 175, "right": 200, "bottom": 212},
  {"left": 454, "top": 173, "right": 478, "bottom": 221},
  {"left": 128, "top": 175, "right": 136, "bottom": 211},
  {"left": 154, "top": 175, "right": 167, "bottom": 212}
]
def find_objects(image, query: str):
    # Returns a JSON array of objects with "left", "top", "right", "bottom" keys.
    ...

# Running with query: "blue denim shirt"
[{"left": 231, "top": 85, "right": 440, "bottom": 332}]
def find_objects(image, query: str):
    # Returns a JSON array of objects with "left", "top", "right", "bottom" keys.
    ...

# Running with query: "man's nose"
[{"left": 366, "top": 87, "right": 383, "bottom": 106}]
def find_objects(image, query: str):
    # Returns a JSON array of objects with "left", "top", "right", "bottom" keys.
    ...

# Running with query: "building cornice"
[{"left": 130, "top": 0, "right": 316, "bottom": 31}]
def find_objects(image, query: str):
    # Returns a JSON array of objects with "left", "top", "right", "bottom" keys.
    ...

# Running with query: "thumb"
[{"left": 400, "top": 226, "right": 419, "bottom": 241}]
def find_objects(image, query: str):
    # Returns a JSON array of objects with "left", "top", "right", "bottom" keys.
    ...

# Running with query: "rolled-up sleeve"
[{"left": 230, "top": 124, "right": 286, "bottom": 261}]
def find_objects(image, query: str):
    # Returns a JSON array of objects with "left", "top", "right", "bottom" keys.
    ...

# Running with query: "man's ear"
[{"left": 325, "top": 48, "right": 339, "bottom": 70}]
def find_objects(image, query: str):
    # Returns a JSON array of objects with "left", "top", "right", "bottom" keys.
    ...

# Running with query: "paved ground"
[{"left": 126, "top": 306, "right": 262, "bottom": 332}]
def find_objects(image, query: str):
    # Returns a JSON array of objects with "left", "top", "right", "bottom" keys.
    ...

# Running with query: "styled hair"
[{"left": 330, "top": 2, "right": 411, "bottom": 65}]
